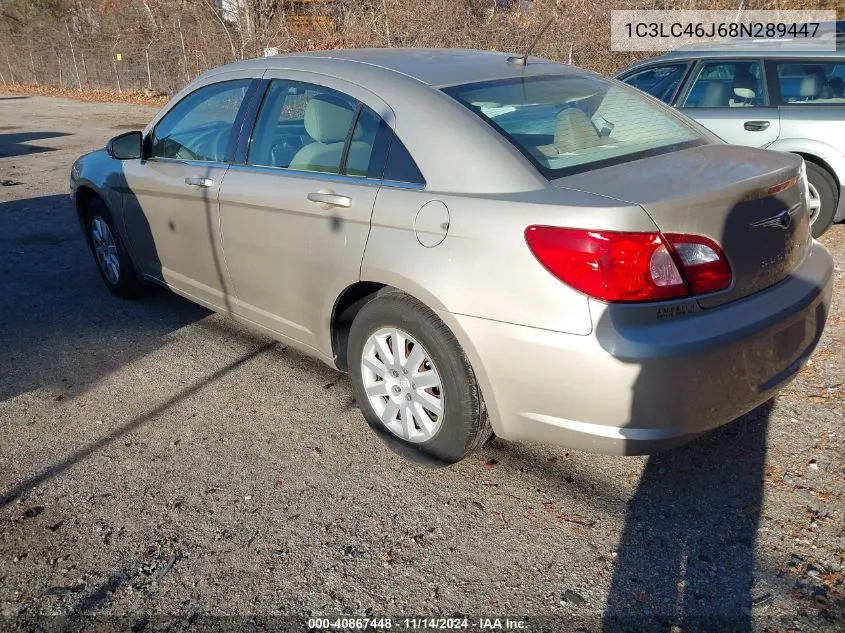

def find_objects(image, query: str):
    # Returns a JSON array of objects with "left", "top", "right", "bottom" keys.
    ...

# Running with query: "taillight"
[
  {"left": 524, "top": 226, "right": 731, "bottom": 303},
  {"left": 664, "top": 233, "right": 732, "bottom": 296}
]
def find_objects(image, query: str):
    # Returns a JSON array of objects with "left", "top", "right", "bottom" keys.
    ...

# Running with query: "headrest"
[
  {"left": 304, "top": 94, "right": 355, "bottom": 143},
  {"left": 732, "top": 73, "right": 756, "bottom": 100},
  {"left": 800, "top": 73, "right": 824, "bottom": 98}
]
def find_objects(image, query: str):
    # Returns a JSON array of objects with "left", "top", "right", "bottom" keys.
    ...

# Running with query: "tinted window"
[
  {"left": 773, "top": 61, "right": 845, "bottom": 104},
  {"left": 621, "top": 63, "right": 688, "bottom": 103},
  {"left": 383, "top": 131, "right": 425, "bottom": 185},
  {"left": 443, "top": 75, "right": 701, "bottom": 178},
  {"left": 151, "top": 80, "right": 251, "bottom": 161},
  {"left": 681, "top": 61, "right": 766, "bottom": 108}
]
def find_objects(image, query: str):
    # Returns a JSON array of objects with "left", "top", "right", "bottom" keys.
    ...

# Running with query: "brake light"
[{"left": 524, "top": 226, "right": 731, "bottom": 303}]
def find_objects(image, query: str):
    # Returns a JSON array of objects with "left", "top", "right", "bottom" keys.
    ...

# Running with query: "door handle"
[
  {"left": 744, "top": 120, "right": 770, "bottom": 131},
  {"left": 185, "top": 176, "right": 214, "bottom": 188},
  {"left": 307, "top": 192, "right": 352, "bottom": 208}
]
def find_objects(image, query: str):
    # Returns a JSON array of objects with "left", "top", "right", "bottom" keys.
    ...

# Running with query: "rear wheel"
[
  {"left": 348, "top": 291, "right": 492, "bottom": 463},
  {"left": 85, "top": 197, "right": 146, "bottom": 299},
  {"left": 804, "top": 161, "right": 837, "bottom": 238}
]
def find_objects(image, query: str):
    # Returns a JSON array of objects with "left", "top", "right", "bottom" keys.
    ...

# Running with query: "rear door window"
[
  {"left": 771, "top": 60, "right": 845, "bottom": 104},
  {"left": 248, "top": 79, "right": 389, "bottom": 179},
  {"left": 680, "top": 61, "right": 766, "bottom": 108},
  {"left": 248, "top": 80, "right": 359, "bottom": 174}
]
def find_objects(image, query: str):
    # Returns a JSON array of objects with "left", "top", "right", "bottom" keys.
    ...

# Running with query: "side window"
[
  {"left": 248, "top": 79, "right": 358, "bottom": 174},
  {"left": 774, "top": 61, "right": 845, "bottom": 104},
  {"left": 150, "top": 79, "right": 251, "bottom": 162},
  {"left": 681, "top": 61, "right": 765, "bottom": 108},
  {"left": 383, "top": 131, "right": 425, "bottom": 185},
  {"left": 620, "top": 64, "right": 688, "bottom": 103},
  {"left": 344, "top": 106, "right": 384, "bottom": 178}
]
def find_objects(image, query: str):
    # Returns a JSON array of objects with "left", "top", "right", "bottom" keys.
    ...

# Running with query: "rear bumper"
[{"left": 449, "top": 242, "right": 833, "bottom": 455}]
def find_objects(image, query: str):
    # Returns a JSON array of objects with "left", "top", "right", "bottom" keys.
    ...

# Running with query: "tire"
[
  {"left": 84, "top": 197, "right": 147, "bottom": 299},
  {"left": 348, "top": 291, "right": 493, "bottom": 463},
  {"left": 804, "top": 161, "right": 837, "bottom": 238}
]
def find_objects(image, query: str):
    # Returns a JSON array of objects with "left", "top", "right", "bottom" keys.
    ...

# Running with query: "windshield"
[{"left": 443, "top": 74, "right": 705, "bottom": 178}]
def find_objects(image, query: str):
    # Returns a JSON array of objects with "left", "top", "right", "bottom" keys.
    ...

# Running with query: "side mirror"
[{"left": 106, "top": 131, "right": 143, "bottom": 160}]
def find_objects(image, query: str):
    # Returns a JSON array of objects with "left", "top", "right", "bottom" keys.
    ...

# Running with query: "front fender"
[{"left": 70, "top": 149, "right": 130, "bottom": 226}]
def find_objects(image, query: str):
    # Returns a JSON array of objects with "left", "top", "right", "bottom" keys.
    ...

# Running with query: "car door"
[
  {"left": 675, "top": 59, "right": 780, "bottom": 147},
  {"left": 217, "top": 75, "right": 392, "bottom": 356},
  {"left": 121, "top": 76, "right": 255, "bottom": 309}
]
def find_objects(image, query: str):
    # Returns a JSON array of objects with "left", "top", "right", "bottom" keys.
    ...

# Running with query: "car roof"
[
  {"left": 649, "top": 44, "right": 843, "bottom": 62},
  {"left": 206, "top": 48, "right": 584, "bottom": 88},
  {"left": 618, "top": 44, "right": 844, "bottom": 75}
]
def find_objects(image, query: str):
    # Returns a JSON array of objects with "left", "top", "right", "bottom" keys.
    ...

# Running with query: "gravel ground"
[{"left": 0, "top": 93, "right": 843, "bottom": 633}]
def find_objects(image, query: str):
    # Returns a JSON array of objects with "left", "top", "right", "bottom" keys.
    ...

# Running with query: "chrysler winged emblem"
[{"left": 750, "top": 206, "right": 799, "bottom": 230}]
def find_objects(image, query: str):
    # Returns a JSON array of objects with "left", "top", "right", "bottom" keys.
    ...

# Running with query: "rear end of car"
[{"left": 441, "top": 72, "right": 833, "bottom": 454}]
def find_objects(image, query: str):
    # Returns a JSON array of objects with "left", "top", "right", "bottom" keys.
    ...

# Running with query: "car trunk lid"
[{"left": 551, "top": 144, "right": 811, "bottom": 308}]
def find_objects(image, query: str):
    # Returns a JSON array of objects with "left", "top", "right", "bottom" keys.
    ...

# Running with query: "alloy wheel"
[{"left": 91, "top": 215, "right": 120, "bottom": 284}]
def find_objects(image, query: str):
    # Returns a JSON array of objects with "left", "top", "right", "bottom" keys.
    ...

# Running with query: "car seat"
[
  {"left": 698, "top": 82, "right": 729, "bottom": 107},
  {"left": 798, "top": 72, "right": 824, "bottom": 101},
  {"left": 290, "top": 94, "right": 359, "bottom": 173}
]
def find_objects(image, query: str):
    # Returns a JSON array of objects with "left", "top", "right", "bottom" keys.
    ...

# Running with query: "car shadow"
[
  {"left": 595, "top": 188, "right": 829, "bottom": 631},
  {"left": 602, "top": 405, "right": 771, "bottom": 632},
  {"left": 0, "top": 193, "right": 208, "bottom": 403},
  {"left": 0, "top": 131, "right": 71, "bottom": 157}
]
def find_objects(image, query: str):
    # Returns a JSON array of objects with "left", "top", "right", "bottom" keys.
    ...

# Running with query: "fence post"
[
  {"left": 65, "top": 21, "right": 83, "bottom": 89},
  {"left": 113, "top": 57, "right": 122, "bottom": 92},
  {"left": 4, "top": 53, "right": 15, "bottom": 85},
  {"left": 55, "top": 50, "right": 63, "bottom": 87},
  {"left": 178, "top": 21, "right": 190, "bottom": 83},
  {"left": 29, "top": 50, "right": 37, "bottom": 85},
  {"left": 145, "top": 40, "right": 153, "bottom": 91},
  {"left": 80, "top": 49, "right": 89, "bottom": 86},
  {"left": 382, "top": 0, "right": 391, "bottom": 47},
  {"left": 111, "top": 41, "right": 122, "bottom": 92}
]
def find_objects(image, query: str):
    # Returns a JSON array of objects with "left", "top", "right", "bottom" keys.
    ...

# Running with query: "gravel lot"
[{"left": 1, "top": 93, "right": 843, "bottom": 633}]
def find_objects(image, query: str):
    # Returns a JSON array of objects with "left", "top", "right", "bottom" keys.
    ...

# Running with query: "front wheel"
[
  {"left": 348, "top": 291, "right": 492, "bottom": 463},
  {"left": 85, "top": 197, "right": 147, "bottom": 299},
  {"left": 805, "top": 161, "right": 837, "bottom": 238}
]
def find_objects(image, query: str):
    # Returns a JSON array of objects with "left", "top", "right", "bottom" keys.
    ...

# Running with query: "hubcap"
[
  {"left": 91, "top": 215, "right": 120, "bottom": 284},
  {"left": 807, "top": 182, "right": 821, "bottom": 225},
  {"left": 360, "top": 327, "right": 443, "bottom": 443}
]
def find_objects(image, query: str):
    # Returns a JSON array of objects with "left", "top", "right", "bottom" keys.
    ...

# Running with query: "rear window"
[{"left": 442, "top": 74, "right": 704, "bottom": 178}]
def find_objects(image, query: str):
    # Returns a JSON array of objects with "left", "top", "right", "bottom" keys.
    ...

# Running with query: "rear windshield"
[{"left": 443, "top": 74, "right": 705, "bottom": 178}]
